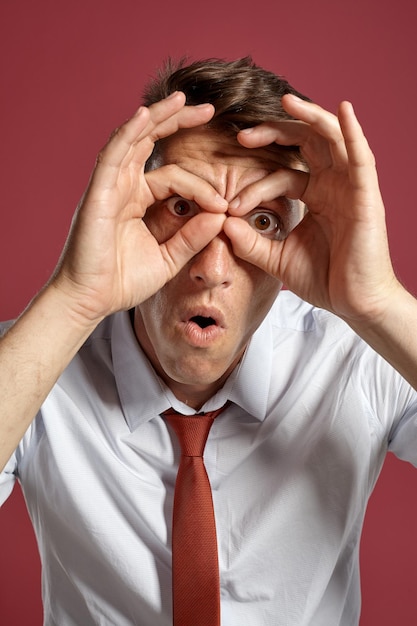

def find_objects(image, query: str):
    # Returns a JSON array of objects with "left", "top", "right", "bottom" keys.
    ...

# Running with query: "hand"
[
  {"left": 51, "top": 92, "right": 228, "bottom": 324},
  {"left": 224, "top": 95, "right": 400, "bottom": 325}
]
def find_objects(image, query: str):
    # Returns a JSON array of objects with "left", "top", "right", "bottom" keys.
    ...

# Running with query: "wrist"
[
  {"left": 25, "top": 282, "right": 105, "bottom": 350},
  {"left": 47, "top": 273, "right": 108, "bottom": 330}
]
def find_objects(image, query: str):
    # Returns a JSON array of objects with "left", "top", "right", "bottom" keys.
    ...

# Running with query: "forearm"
[
  {"left": 347, "top": 283, "right": 417, "bottom": 391},
  {"left": 0, "top": 285, "right": 101, "bottom": 471}
]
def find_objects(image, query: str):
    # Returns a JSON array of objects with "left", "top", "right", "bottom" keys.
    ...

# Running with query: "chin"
[{"left": 164, "top": 354, "right": 234, "bottom": 387}]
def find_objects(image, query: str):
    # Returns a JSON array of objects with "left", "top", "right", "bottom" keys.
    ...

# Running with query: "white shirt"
[{"left": 2, "top": 292, "right": 417, "bottom": 626}]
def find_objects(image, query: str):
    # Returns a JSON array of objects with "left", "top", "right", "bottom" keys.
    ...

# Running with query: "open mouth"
[
  {"left": 181, "top": 310, "right": 223, "bottom": 345},
  {"left": 190, "top": 315, "right": 217, "bottom": 329}
]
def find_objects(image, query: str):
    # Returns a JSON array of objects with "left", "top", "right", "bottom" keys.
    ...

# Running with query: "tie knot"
[{"left": 164, "top": 409, "right": 223, "bottom": 457}]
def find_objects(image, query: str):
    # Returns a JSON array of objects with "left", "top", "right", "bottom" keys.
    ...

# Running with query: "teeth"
[{"left": 191, "top": 316, "right": 216, "bottom": 329}]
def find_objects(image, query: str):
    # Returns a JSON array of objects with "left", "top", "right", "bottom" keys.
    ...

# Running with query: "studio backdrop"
[{"left": 1, "top": 1, "right": 417, "bottom": 624}]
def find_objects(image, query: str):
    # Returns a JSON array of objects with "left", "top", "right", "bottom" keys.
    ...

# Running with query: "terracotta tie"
[{"left": 164, "top": 407, "right": 224, "bottom": 626}]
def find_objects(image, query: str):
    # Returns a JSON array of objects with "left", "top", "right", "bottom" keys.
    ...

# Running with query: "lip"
[{"left": 177, "top": 306, "right": 226, "bottom": 347}]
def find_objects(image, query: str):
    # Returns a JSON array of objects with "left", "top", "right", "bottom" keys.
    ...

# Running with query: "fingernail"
[
  {"left": 215, "top": 194, "right": 228, "bottom": 207},
  {"left": 286, "top": 94, "right": 303, "bottom": 103},
  {"left": 229, "top": 197, "right": 241, "bottom": 210},
  {"left": 167, "top": 91, "right": 179, "bottom": 99},
  {"left": 240, "top": 127, "right": 254, "bottom": 134}
]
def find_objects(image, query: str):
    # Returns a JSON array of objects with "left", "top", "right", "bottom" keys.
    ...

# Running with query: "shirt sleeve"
[
  {"left": 377, "top": 355, "right": 417, "bottom": 466},
  {"left": 388, "top": 399, "right": 417, "bottom": 466},
  {"left": 0, "top": 451, "right": 18, "bottom": 506},
  {"left": 349, "top": 333, "right": 417, "bottom": 467},
  {"left": 0, "top": 407, "right": 39, "bottom": 507}
]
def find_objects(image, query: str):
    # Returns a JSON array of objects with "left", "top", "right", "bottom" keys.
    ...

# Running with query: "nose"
[{"left": 189, "top": 234, "right": 234, "bottom": 289}]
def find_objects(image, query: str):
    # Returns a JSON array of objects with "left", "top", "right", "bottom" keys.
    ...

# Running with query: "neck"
[{"left": 158, "top": 372, "right": 233, "bottom": 410}]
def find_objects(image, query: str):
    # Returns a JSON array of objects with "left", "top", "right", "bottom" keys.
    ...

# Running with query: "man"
[{"left": 1, "top": 57, "right": 417, "bottom": 625}]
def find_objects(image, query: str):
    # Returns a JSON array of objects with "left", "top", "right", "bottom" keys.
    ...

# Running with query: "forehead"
[{"left": 155, "top": 127, "right": 297, "bottom": 190}]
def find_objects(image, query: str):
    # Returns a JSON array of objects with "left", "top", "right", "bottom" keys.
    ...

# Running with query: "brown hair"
[{"left": 143, "top": 57, "right": 311, "bottom": 168}]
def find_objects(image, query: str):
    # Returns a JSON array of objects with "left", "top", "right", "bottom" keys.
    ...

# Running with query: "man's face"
[{"left": 134, "top": 127, "right": 303, "bottom": 407}]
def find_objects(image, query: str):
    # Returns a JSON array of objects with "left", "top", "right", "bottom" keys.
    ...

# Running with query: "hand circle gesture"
[{"left": 224, "top": 95, "right": 399, "bottom": 324}]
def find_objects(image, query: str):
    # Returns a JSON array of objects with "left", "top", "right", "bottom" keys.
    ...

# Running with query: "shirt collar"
[
  {"left": 227, "top": 311, "right": 272, "bottom": 421},
  {"left": 111, "top": 309, "right": 273, "bottom": 432},
  {"left": 111, "top": 312, "right": 172, "bottom": 430}
]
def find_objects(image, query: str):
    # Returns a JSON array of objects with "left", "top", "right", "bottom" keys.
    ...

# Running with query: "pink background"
[{"left": 1, "top": 0, "right": 417, "bottom": 623}]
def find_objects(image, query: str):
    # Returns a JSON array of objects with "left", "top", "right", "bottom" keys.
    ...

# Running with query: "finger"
[
  {"left": 238, "top": 96, "right": 348, "bottom": 170},
  {"left": 282, "top": 94, "right": 348, "bottom": 167},
  {"left": 106, "top": 101, "right": 214, "bottom": 172},
  {"left": 120, "top": 102, "right": 215, "bottom": 175},
  {"left": 89, "top": 94, "right": 214, "bottom": 190},
  {"left": 238, "top": 121, "right": 336, "bottom": 172},
  {"left": 97, "top": 92, "right": 211, "bottom": 164},
  {"left": 99, "top": 92, "right": 187, "bottom": 167},
  {"left": 145, "top": 103, "right": 215, "bottom": 143},
  {"left": 238, "top": 119, "right": 309, "bottom": 148},
  {"left": 228, "top": 168, "right": 309, "bottom": 214},
  {"left": 92, "top": 106, "right": 151, "bottom": 188},
  {"left": 117, "top": 92, "right": 188, "bottom": 147},
  {"left": 223, "top": 216, "right": 282, "bottom": 277},
  {"left": 145, "top": 164, "right": 228, "bottom": 213},
  {"left": 161, "top": 212, "right": 226, "bottom": 278},
  {"left": 338, "top": 101, "right": 378, "bottom": 187}
]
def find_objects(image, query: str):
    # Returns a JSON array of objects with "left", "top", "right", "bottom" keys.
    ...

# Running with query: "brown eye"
[
  {"left": 166, "top": 196, "right": 200, "bottom": 218},
  {"left": 254, "top": 214, "right": 272, "bottom": 231},
  {"left": 173, "top": 199, "right": 190, "bottom": 216},
  {"left": 245, "top": 210, "right": 282, "bottom": 240}
]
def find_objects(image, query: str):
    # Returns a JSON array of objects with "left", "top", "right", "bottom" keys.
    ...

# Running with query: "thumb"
[
  {"left": 161, "top": 213, "right": 226, "bottom": 279},
  {"left": 223, "top": 217, "right": 282, "bottom": 277}
]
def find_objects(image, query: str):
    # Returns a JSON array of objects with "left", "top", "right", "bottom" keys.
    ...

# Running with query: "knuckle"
[
  {"left": 95, "top": 149, "right": 106, "bottom": 165},
  {"left": 109, "top": 126, "right": 121, "bottom": 140},
  {"left": 162, "top": 164, "right": 180, "bottom": 190},
  {"left": 163, "top": 163, "right": 179, "bottom": 176}
]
